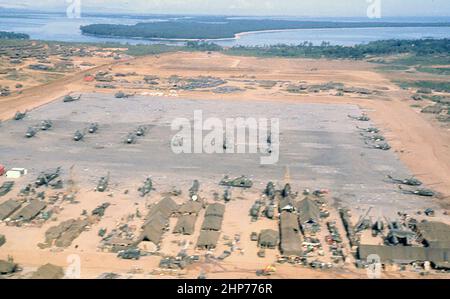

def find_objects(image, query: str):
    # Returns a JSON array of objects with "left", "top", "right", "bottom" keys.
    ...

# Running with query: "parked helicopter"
[
  {"left": 73, "top": 130, "right": 86, "bottom": 141},
  {"left": 25, "top": 127, "right": 37, "bottom": 138},
  {"left": 387, "top": 175, "right": 422, "bottom": 186},
  {"left": 35, "top": 167, "right": 61, "bottom": 187},
  {"left": 14, "top": 111, "right": 27, "bottom": 120},
  {"left": 88, "top": 123, "right": 98, "bottom": 134},
  {"left": 40, "top": 120, "right": 53, "bottom": 130},
  {"left": 96, "top": 173, "right": 110, "bottom": 192}
]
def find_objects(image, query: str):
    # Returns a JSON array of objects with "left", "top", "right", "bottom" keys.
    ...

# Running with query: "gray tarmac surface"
[{"left": 0, "top": 93, "right": 438, "bottom": 217}]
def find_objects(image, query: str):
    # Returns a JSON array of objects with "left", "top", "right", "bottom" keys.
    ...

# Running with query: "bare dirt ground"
[{"left": 0, "top": 51, "right": 449, "bottom": 279}]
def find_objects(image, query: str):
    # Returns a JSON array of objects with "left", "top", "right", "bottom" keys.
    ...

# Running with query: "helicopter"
[
  {"left": 96, "top": 173, "right": 110, "bottom": 192},
  {"left": 362, "top": 134, "right": 385, "bottom": 141},
  {"left": 14, "top": 111, "right": 27, "bottom": 120},
  {"left": 88, "top": 123, "right": 98, "bottom": 134},
  {"left": 387, "top": 175, "right": 422, "bottom": 186},
  {"left": 63, "top": 94, "right": 81, "bottom": 102},
  {"left": 73, "top": 130, "right": 86, "bottom": 141},
  {"left": 138, "top": 177, "right": 153, "bottom": 197},
  {"left": 124, "top": 133, "right": 137, "bottom": 144},
  {"left": 365, "top": 141, "right": 391, "bottom": 151},
  {"left": 114, "top": 91, "right": 134, "bottom": 99},
  {"left": 40, "top": 120, "right": 53, "bottom": 130},
  {"left": 358, "top": 126, "right": 380, "bottom": 134},
  {"left": 189, "top": 180, "right": 200, "bottom": 199},
  {"left": 25, "top": 126, "right": 37, "bottom": 138},
  {"left": 398, "top": 185, "right": 435, "bottom": 197},
  {"left": 348, "top": 114, "right": 370, "bottom": 121},
  {"left": 135, "top": 126, "right": 147, "bottom": 137},
  {"left": 35, "top": 167, "right": 61, "bottom": 187}
]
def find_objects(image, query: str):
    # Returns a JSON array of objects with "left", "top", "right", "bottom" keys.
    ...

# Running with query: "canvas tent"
[
  {"left": 12, "top": 199, "right": 46, "bottom": 221},
  {"left": 358, "top": 244, "right": 450, "bottom": 265},
  {"left": 197, "top": 231, "right": 220, "bottom": 249},
  {"left": 258, "top": 229, "right": 279, "bottom": 248},
  {"left": 173, "top": 214, "right": 197, "bottom": 235},
  {"left": 279, "top": 211, "right": 302, "bottom": 256},
  {"left": 296, "top": 198, "right": 320, "bottom": 225},
  {"left": 177, "top": 200, "right": 202, "bottom": 215},
  {"left": 280, "top": 211, "right": 300, "bottom": 232},
  {"left": 205, "top": 203, "right": 225, "bottom": 217},
  {"left": 0, "top": 199, "right": 21, "bottom": 220},
  {"left": 30, "top": 263, "right": 64, "bottom": 279},
  {"left": 201, "top": 215, "right": 223, "bottom": 231},
  {"left": 416, "top": 221, "right": 450, "bottom": 248},
  {"left": 146, "top": 197, "right": 178, "bottom": 219}
]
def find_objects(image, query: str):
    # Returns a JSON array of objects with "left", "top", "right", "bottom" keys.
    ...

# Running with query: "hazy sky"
[{"left": 1, "top": 0, "right": 449, "bottom": 16}]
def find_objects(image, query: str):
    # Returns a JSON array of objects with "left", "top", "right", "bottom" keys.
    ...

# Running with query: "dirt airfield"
[{"left": 0, "top": 51, "right": 449, "bottom": 279}]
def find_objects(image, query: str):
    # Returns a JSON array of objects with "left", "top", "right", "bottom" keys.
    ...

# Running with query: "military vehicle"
[
  {"left": 25, "top": 126, "right": 37, "bottom": 138},
  {"left": 73, "top": 130, "right": 86, "bottom": 141},
  {"left": 124, "top": 133, "right": 136, "bottom": 144},
  {"left": 96, "top": 173, "right": 110, "bottom": 192},
  {"left": 40, "top": 120, "right": 53, "bottom": 130},
  {"left": 348, "top": 114, "right": 370, "bottom": 121},
  {"left": 265, "top": 205, "right": 275, "bottom": 219},
  {"left": 399, "top": 186, "right": 435, "bottom": 197},
  {"left": 63, "top": 94, "right": 81, "bottom": 102},
  {"left": 281, "top": 183, "right": 291, "bottom": 198},
  {"left": 92, "top": 202, "right": 110, "bottom": 217},
  {"left": 189, "top": 180, "right": 200, "bottom": 199},
  {"left": 0, "top": 181, "right": 14, "bottom": 197},
  {"left": 387, "top": 175, "right": 422, "bottom": 186},
  {"left": 265, "top": 181, "right": 275, "bottom": 198},
  {"left": 117, "top": 248, "right": 140, "bottom": 260},
  {"left": 138, "top": 177, "right": 153, "bottom": 197},
  {"left": 219, "top": 175, "right": 253, "bottom": 188},
  {"left": 35, "top": 167, "right": 61, "bottom": 187},
  {"left": 14, "top": 111, "right": 27, "bottom": 120},
  {"left": 88, "top": 123, "right": 98, "bottom": 134},
  {"left": 250, "top": 202, "right": 261, "bottom": 219},
  {"left": 223, "top": 188, "right": 232, "bottom": 202},
  {"left": 135, "top": 126, "right": 147, "bottom": 137}
]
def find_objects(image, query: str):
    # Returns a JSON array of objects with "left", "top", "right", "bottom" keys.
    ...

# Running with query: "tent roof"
[
  {"left": 280, "top": 226, "right": 303, "bottom": 256},
  {"left": 280, "top": 211, "right": 299, "bottom": 232},
  {"left": 173, "top": 214, "right": 197, "bottom": 235},
  {"left": 31, "top": 263, "right": 64, "bottom": 279},
  {"left": 12, "top": 199, "right": 46, "bottom": 221},
  {"left": 296, "top": 198, "right": 320, "bottom": 224},
  {"left": 205, "top": 203, "right": 225, "bottom": 217},
  {"left": 358, "top": 244, "right": 450, "bottom": 264},
  {"left": 258, "top": 229, "right": 279, "bottom": 247},
  {"left": 177, "top": 201, "right": 202, "bottom": 215},
  {"left": 0, "top": 199, "right": 21, "bottom": 220},
  {"left": 417, "top": 221, "right": 450, "bottom": 248},
  {"left": 197, "top": 231, "right": 220, "bottom": 248},
  {"left": 201, "top": 215, "right": 223, "bottom": 231}
]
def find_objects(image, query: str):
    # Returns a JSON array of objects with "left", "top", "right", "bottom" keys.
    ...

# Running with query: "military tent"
[
  {"left": 258, "top": 229, "right": 279, "bottom": 248},
  {"left": 0, "top": 199, "right": 21, "bottom": 220},
  {"left": 177, "top": 200, "right": 202, "bottom": 215},
  {"left": 279, "top": 196, "right": 295, "bottom": 212},
  {"left": 201, "top": 215, "right": 223, "bottom": 231},
  {"left": 280, "top": 211, "right": 300, "bottom": 232},
  {"left": 296, "top": 198, "right": 320, "bottom": 225},
  {"left": 141, "top": 224, "right": 164, "bottom": 245},
  {"left": 173, "top": 214, "right": 197, "bottom": 235},
  {"left": 0, "top": 260, "right": 17, "bottom": 274},
  {"left": 358, "top": 244, "right": 450, "bottom": 265},
  {"left": 416, "top": 221, "right": 450, "bottom": 248},
  {"left": 197, "top": 231, "right": 220, "bottom": 249},
  {"left": 280, "top": 226, "right": 303, "bottom": 256},
  {"left": 146, "top": 197, "right": 178, "bottom": 219},
  {"left": 31, "top": 263, "right": 64, "bottom": 279},
  {"left": 12, "top": 199, "right": 46, "bottom": 221},
  {"left": 205, "top": 203, "right": 225, "bottom": 217}
]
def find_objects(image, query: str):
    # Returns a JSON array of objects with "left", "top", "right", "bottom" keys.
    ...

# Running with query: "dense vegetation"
[
  {"left": 0, "top": 31, "right": 29, "bottom": 40},
  {"left": 182, "top": 39, "right": 450, "bottom": 60},
  {"left": 80, "top": 18, "right": 450, "bottom": 40}
]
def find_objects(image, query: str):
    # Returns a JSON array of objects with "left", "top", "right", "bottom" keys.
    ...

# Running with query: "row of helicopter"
[{"left": 348, "top": 114, "right": 391, "bottom": 151}]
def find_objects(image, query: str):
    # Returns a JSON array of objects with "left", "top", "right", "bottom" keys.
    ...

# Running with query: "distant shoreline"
[{"left": 81, "top": 25, "right": 450, "bottom": 43}]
